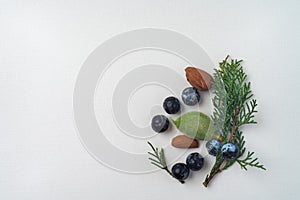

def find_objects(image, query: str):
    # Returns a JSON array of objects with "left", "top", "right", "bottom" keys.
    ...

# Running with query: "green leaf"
[{"left": 171, "top": 112, "right": 216, "bottom": 140}]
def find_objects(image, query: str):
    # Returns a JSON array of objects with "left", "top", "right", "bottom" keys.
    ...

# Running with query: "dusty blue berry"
[
  {"left": 163, "top": 96, "right": 181, "bottom": 114},
  {"left": 221, "top": 143, "right": 239, "bottom": 160},
  {"left": 171, "top": 163, "right": 190, "bottom": 181},
  {"left": 186, "top": 152, "right": 204, "bottom": 171},
  {"left": 181, "top": 87, "right": 200, "bottom": 106},
  {"left": 151, "top": 115, "right": 169, "bottom": 133},
  {"left": 206, "top": 139, "right": 221, "bottom": 156}
]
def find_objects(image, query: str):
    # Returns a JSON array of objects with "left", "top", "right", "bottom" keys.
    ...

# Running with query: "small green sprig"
[
  {"left": 203, "top": 56, "right": 266, "bottom": 187},
  {"left": 237, "top": 151, "right": 266, "bottom": 171},
  {"left": 147, "top": 142, "right": 184, "bottom": 184}
]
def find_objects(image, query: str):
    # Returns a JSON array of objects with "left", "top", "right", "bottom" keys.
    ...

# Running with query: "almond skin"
[
  {"left": 171, "top": 135, "right": 199, "bottom": 148},
  {"left": 185, "top": 67, "right": 213, "bottom": 91}
]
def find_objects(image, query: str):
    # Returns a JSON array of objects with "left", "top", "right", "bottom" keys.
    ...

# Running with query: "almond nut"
[
  {"left": 185, "top": 67, "right": 213, "bottom": 91},
  {"left": 171, "top": 135, "right": 199, "bottom": 148}
]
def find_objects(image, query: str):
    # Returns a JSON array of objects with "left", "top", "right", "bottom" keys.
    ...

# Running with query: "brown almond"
[
  {"left": 185, "top": 67, "right": 213, "bottom": 91},
  {"left": 171, "top": 135, "right": 199, "bottom": 148}
]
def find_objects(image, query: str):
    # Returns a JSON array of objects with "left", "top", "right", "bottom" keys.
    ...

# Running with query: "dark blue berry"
[
  {"left": 181, "top": 87, "right": 200, "bottom": 106},
  {"left": 171, "top": 163, "right": 190, "bottom": 181},
  {"left": 163, "top": 96, "right": 181, "bottom": 114},
  {"left": 151, "top": 115, "right": 169, "bottom": 133},
  {"left": 206, "top": 139, "right": 221, "bottom": 156},
  {"left": 221, "top": 143, "right": 239, "bottom": 160},
  {"left": 186, "top": 152, "right": 204, "bottom": 171}
]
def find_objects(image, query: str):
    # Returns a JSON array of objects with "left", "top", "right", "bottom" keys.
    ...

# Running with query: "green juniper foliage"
[{"left": 203, "top": 56, "right": 266, "bottom": 187}]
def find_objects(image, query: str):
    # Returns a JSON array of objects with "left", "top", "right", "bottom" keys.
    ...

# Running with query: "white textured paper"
[{"left": 0, "top": 0, "right": 299, "bottom": 199}]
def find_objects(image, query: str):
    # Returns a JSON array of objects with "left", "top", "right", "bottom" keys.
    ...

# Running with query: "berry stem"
[
  {"left": 163, "top": 167, "right": 185, "bottom": 184},
  {"left": 203, "top": 159, "right": 224, "bottom": 187}
]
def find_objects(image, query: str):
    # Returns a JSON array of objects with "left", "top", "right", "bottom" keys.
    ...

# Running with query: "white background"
[{"left": 1, "top": 0, "right": 300, "bottom": 199}]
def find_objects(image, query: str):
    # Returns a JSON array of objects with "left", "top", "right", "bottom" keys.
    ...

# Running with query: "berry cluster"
[
  {"left": 171, "top": 141, "right": 240, "bottom": 182},
  {"left": 148, "top": 59, "right": 265, "bottom": 187},
  {"left": 151, "top": 87, "right": 201, "bottom": 133},
  {"left": 150, "top": 86, "right": 240, "bottom": 181},
  {"left": 172, "top": 152, "right": 204, "bottom": 181},
  {"left": 150, "top": 87, "right": 206, "bottom": 182},
  {"left": 206, "top": 139, "right": 239, "bottom": 160}
]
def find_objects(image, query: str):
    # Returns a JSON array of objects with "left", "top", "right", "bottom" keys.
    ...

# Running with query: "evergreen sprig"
[
  {"left": 203, "top": 56, "right": 266, "bottom": 187},
  {"left": 237, "top": 151, "right": 266, "bottom": 171},
  {"left": 147, "top": 142, "right": 184, "bottom": 184}
]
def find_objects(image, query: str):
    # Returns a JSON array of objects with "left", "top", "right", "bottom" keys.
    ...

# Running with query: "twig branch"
[
  {"left": 228, "top": 107, "right": 240, "bottom": 141},
  {"left": 203, "top": 159, "right": 224, "bottom": 187}
]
